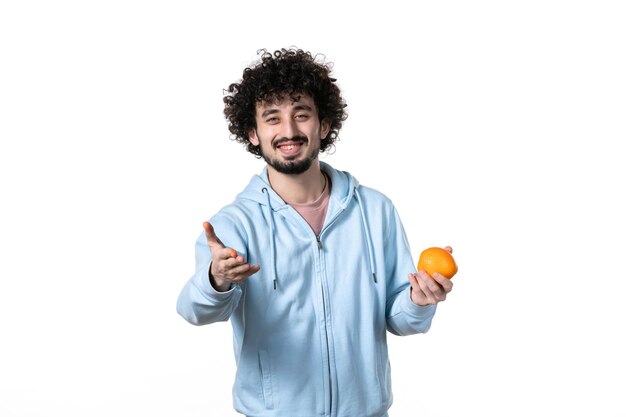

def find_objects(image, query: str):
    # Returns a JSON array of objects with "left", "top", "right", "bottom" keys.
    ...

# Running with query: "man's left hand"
[{"left": 409, "top": 271, "right": 454, "bottom": 306}]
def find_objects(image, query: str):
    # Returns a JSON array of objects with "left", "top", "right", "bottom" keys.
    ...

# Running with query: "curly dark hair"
[{"left": 223, "top": 48, "right": 348, "bottom": 157}]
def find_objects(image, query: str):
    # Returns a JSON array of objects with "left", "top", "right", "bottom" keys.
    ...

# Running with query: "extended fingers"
[
  {"left": 224, "top": 261, "right": 256, "bottom": 276},
  {"left": 219, "top": 262, "right": 261, "bottom": 282},
  {"left": 238, "top": 263, "right": 261, "bottom": 279},
  {"left": 214, "top": 246, "right": 239, "bottom": 261},
  {"left": 212, "top": 249, "right": 260, "bottom": 282},
  {"left": 204, "top": 221, "right": 225, "bottom": 249},
  {"left": 213, "top": 251, "right": 242, "bottom": 272}
]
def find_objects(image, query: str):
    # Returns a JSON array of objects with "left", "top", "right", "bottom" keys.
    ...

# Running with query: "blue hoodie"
[{"left": 177, "top": 162, "right": 436, "bottom": 417}]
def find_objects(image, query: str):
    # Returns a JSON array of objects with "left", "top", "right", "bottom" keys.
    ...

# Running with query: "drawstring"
[
  {"left": 261, "top": 185, "right": 376, "bottom": 287},
  {"left": 262, "top": 187, "right": 278, "bottom": 290},
  {"left": 354, "top": 188, "right": 378, "bottom": 283}
]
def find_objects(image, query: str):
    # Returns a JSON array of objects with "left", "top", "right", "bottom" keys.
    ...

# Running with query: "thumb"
[{"left": 203, "top": 221, "right": 225, "bottom": 249}]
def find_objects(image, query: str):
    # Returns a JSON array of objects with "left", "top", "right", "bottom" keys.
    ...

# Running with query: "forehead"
[{"left": 255, "top": 93, "right": 317, "bottom": 113}]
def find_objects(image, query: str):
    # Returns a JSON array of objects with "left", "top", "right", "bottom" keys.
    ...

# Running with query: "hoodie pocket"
[{"left": 258, "top": 350, "right": 274, "bottom": 409}]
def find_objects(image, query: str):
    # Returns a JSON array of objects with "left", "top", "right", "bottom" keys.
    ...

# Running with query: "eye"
[
  {"left": 295, "top": 113, "right": 310, "bottom": 120},
  {"left": 265, "top": 117, "right": 279, "bottom": 124}
]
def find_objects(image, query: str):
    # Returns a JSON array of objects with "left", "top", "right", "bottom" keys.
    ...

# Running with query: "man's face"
[{"left": 249, "top": 94, "right": 330, "bottom": 175}]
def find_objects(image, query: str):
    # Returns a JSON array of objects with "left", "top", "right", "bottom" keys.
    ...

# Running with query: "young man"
[{"left": 177, "top": 48, "right": 454, "bottom": 417}]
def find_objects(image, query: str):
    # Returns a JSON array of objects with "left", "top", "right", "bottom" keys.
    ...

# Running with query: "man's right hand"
[{"left": 204, "top": 221, "right": 260, "bottom": 292}]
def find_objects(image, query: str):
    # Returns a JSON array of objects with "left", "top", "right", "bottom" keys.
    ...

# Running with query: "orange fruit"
[{"left": 417, "top": 247, "right": 458, "bottom": 279}]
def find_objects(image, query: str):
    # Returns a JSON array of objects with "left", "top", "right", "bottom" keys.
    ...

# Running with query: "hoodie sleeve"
[
  {"left": 176, "top": 215, "right": 245, "bottom": 326},
  {"left": 384, "top": 206, "right": 437, "bottom": 336}
]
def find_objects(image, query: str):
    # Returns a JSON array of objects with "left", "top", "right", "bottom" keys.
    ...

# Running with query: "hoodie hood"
[{"left": 235, "top": 161, "right": 359, "bottom": 210}]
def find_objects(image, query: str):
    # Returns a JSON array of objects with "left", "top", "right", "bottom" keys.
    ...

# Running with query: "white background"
[{"left": 1, "top": 1, "right": 625, "bottom": 416}]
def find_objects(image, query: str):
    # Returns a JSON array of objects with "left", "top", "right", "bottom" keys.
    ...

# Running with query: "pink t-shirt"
[{"left": 287, "top": 174, "right": 331, "bottom": 236}]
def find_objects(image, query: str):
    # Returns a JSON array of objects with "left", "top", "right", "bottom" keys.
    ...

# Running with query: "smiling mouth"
[
  {"left": 275, "top": 142, "right": 304, "bottom": 157},
  {"left": 274, "top": 137, "right": 307, "bottom": 148},
  {"left": 273, "top": 137, "right": 308, "bottom": 155},
  {"left": 278, "top": 143, "right": 299, "bottom": 151}
]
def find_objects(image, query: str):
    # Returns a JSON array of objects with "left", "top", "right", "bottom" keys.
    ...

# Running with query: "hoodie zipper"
[
  {"left": 315, "top": 199, "right": 353, "bottom": 417},
  {"left": 316, "top": 233, "right": 333, "bottom": 416},
  {"left": 280, "top": 186, "right": 352, "bottom": 417}
]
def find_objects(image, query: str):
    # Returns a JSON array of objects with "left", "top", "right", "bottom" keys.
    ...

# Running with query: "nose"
[{"left": 280, "top": 118, "right": 298, "bottom": 139}]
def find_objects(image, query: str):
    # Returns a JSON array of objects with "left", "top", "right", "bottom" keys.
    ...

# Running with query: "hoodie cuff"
[{"left": 195, "top": 264, "right": 238, "bottom": 302}]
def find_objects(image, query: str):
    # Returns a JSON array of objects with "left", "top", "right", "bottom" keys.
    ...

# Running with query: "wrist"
[{"left": 209, "top": 266, "right": 231, "bottom": 292}]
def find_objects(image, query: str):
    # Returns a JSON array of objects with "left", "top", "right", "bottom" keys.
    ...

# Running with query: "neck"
[{"left": 267, "top": 160, "right": 326, "bottom": 204}]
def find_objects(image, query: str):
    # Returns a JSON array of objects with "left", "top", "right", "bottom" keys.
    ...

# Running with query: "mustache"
[{"left": 272, "top": 135, "right": 308, "bottom": 149}]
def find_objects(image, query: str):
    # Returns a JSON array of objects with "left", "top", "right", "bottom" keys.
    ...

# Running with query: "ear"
[
  {"left": 248, "top": 129, "right": 259, "bottom": 146},
  {"left": 320, "top": 120, "right": 331, "bottom": 140}
]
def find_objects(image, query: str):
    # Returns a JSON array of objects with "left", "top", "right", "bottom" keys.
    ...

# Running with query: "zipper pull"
[{"left": 316, "top": 235, "right": 323, "bottom": 250}]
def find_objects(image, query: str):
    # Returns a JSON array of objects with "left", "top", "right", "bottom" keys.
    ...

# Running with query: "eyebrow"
[
  {"left": 293, "top": 104, "right": 313, "bottom": 112},
  {"left": 260, "top": 104, "right": 314, "bottom": 118}
]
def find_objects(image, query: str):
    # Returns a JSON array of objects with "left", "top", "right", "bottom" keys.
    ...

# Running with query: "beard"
[{"left": 259, "top": 134, "right": 320, "bottom": 175}]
